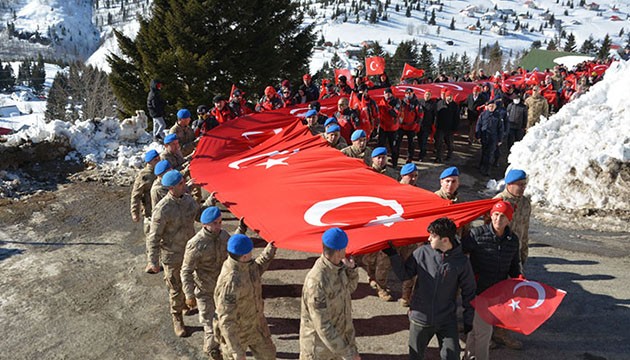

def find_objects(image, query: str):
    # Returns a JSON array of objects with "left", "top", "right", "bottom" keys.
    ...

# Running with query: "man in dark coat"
[{"left": 147, "top": 79, "right": 167, "bottom": 142}]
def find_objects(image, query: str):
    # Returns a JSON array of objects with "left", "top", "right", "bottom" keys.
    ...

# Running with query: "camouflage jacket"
[
  {"left": 169, "top": 123, "right": 196, "bottom": 157},
  {"left": 493, "top": 189, "right": 531, "bottom": 247},
  {"left": 299, "top": 255, "right": 359, "bottom": 359},
  {"left": 130, "top": 163, "right": 156, "bottom": 220},
  {"left": 150, "top": 178, "right": 169, "bottom": 209},
  {"left": 181, "top": 228, "right": 230, "bottom": 300},
  {"left": 214, "top": 243, "right": 276, "bottom": 359},
  {"left": 434, "top": 188, "right": 459, "bottom": 203},
  {"left": 341, "top": 145, "right": 373, "bottom": 167},
  {"left": 147, "top": 192, "right": 199, "bottom": 266},
  {"left": 160, "top": 150, "right": 186, "bottom": 171},
  {"left": 525, "top": 94, "right": 549, "bottom": 128},
  {"left": 372, "top": 164, "right": 398, "bottom": 181}
]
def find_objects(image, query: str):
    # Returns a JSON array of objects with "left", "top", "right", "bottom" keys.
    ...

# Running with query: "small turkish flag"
[
  {"left": 366, "top": 56, "right": 386, "bottom": 76},
  {"left": 471, "top": 277, "right": 566, "bottom": 335},
  {"left": 400, "top": 63, "right": 425, "bottom": 80}
]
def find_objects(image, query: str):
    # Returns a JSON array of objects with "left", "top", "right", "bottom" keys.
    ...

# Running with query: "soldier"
[
  {"left": 323, "top": 124, "right": 348, "bottom": 150},
  {"left": 494, "top": 169, "right": 531, "bottom": 267},
  {"left": 169, "top": 109, "right": 196, "bottom": 157},
  {"left": 299, "top": 228, "right": 361, "bottom": 360},
  {"left": 181, "top": 207, "right": 247, "bottom": 359},
  {"left": 161, "top": 133, "right": 186, "bottom": 171},
  {"left": 396, "top": 162, "right": 420, "bottom": 306},
  {"left": 399, "top": 163, "right": 419, "bottom": 186},
  {"left": 524, "top": 85, "right": 550, "bottom": 129},
  {"left": 304, "top": 109, "right": 324, "bottom": 136},
  {"left": 341, "top": 130, "right": 373, "bottom": 167},
  {"left": 214, "top": 234, "right": 277, "bottom": 360},
  {"left": 130, "top": 149, "right": 159, "bottom": 236},
  {"left": 435, "top": 166, "right": 460, "bottom": 202},
  {"left": 151, "top": 160, "right": 171, "bottom": 210},
  {"left": 370, "top": 147, "right": 397, "bottom": 179},
  {"left": 146, "top": 170, "right": 200, "bottom": 337}
]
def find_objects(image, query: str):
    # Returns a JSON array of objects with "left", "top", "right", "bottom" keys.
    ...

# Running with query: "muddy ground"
[{"left": 1, "top": 134, "right": 629, "bottom": 360}]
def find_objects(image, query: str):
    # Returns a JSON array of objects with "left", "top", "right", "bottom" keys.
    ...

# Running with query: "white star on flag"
[
  {"left": 256, "top": 157, "right": 290, "bottom": 169},
  {"left": 508, "top": 299, "right": 521, "bottom": 312}
]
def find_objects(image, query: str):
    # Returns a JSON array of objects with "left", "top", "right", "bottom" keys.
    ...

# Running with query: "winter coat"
[
  {"left": 299, "top": 255, "right": 360, "bottom": 360},
  {"left": 160, "top": 150, "right": 186, "bottom": 171},
  {"left": 211, "top": 105, "right": 236, "bottom": 124},
  {"left": 525, "top": 93, "right": 549, "bottom": 128},
  {"left": 334, "top": 109, "right": 360, "bottom": 143},
  {"left": 462, "top": 223, "right": 521, "bottom": 294},
  {"left": 418, "top": 98, "right": 437, "bottom": 132},
  {"left": 147, "top": 80, "right": 166, "bottom": 118},
  {"left": 147, "top": 192, "right": 199, "bottom": 267},
  {"left": 169, "top": 123, "right": 196, "bottom": 156},
  {"left": 341, "top": 145, "right": 373, "bottom": 167},
  {"left": 506, "top": 102, "right": 528, "bottom": 130},
  {"left": 181, "top": 228, "right": 230, "bottom": 301},
  {"left": 214, "top": 243, "right": 276, "bottom": 359},
  {"left": 372, "top": 164, "right": 398, "bottom": 180},
  {"left": 476, "top": 109, "right": 504, "bottom": 142},
  {"left": 388, "top": 240, "right": 476, "bottom": 328},
  {"left": 130, "top": 163, "right": 156, "bottom": 220},
  {"left": 465, "top": 93, "right": 487, "bottom": 123},
  {"left": 378, "top": 97, "right": 401, "bottom": 132},
  {"left": 436, "top": 99, "right": 460, "bottom": 131},
  {"left": 304, "top": 83, "right": 320, "bottom": 102},
  {"left": 150, "top": 177, "right": 168, "bottom": 209},
  {"left": 494, "top": 188, "right": 532, "bottom": 261},
  {"left": 399, "top": 96, "right": 421, "bottom": 132}
]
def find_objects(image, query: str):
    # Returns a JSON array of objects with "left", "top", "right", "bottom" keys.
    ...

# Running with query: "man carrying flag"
[{"left": 462, "top": 201, "right": 522, "bottom": 360}]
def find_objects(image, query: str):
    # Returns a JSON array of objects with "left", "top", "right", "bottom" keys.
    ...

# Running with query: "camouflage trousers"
[
  {"left": 218, "top": 333, "right": 276, "bottom": 360},
  {"left": 360, "top": 251, "right": 391, "bottom": 290},
  {"left": 163, "top": 263, "right": 186, "bottom": 314},
  {"left": 397, "top": 244, "right": 418, "bottom": 301}
]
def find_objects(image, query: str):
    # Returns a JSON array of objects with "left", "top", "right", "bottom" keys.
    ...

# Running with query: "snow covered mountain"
[{"left": 0, "top": 0, "right": 628, "bottom": 72}]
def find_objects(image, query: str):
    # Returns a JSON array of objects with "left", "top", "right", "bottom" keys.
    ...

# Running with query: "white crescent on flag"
[
  {"left": 303, "top": 196, "right": 406, "bottom": 227},
  {"left": 369, "top": 61, "right": 378, "bottom": 72},
  {"left": 513, "top": 280, "right": 547, "bottom": 309}
]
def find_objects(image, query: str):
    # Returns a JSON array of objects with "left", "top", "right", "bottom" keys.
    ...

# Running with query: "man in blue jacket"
[
  {"left": 476, "top": 100, "right": 504, "bottom": 176},
  {"left": 384, "top": 217, "right": 476, "bottom": 360}
]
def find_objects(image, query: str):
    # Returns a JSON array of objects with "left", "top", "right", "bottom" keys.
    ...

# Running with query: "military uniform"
[
  {"left": 372, "top": 164, "right": 398, "bottom": 180},
  {"left": 300, "top": 255, "right": 360, "bottom": 359},
  {"left": 214, "top": 243, "right": 277, "bottom": 360},
  {"left": 323, "top": 134, "right": 348, "bottom": 150},
  {"left": 169, "top": 123, "right": 196, "bottom": 157},
  {"left": 150, "top": 177, "right": 169, "bottom": 209},
  {"left": 160, "top": 149, "right": 187, "bottom": 172},
  {"left": 524, "top": 93, "right": 549, "bottom": 129},
  {"left": 341, "top": 145, "right": 373, "bottom": 167},
  {"left": 130, "top": 163, "right": 156, "bottom": 235},
  {"left": 147, "top": 192, "right": 199, "bottom": 316},
  {"left": 494, "top": 189, "right": 532, "bottom": 266}
]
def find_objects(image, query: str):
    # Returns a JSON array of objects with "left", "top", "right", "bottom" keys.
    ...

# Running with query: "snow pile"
[
  {"left": 3, "top": 114, "right": 159, "bottom": 170},
  {"left": 508, "top": 60, "right": 630, "bottom": 211}
]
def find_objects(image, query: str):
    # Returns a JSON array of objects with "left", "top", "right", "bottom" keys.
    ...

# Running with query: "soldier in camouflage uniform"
[
  {"left": 181, "top": 207, "right": 247, "bottom": 359},
  {"left": 150, "top": 160, "right": 171, "bottom": 210},
  {"left": 323, "top": 124, "right": 348, "bottom": 150},
  {"left": 341, "top": 129, "right": 372, "bottom": 167},
  {"left": 160, "top": 133, "right": 187, "bottom": 171},
  {"left": 300, "top": 228, "right": 361, "bottom": 360},
  {"left": 146, "top": 170, "right": 200, "bottom": 337},
  {"left": 435, "top": 167, "right": 471, "bottom": 239},
  {"left": 493, "top": 169, "right": 531, "bottom": 267},
  {"left": 130, "top": 150, "right": 159, "bottom": 236},
  {"left": 213, "top": 234, "right": 277, "bottom": 360},
  {"left": 370, "top": 147, "right": 398, "bottom": 180},
  {"left": 397, "top": 163, "right": 420, "bottom": 307},
  {"left": 524, "top": 86, "right": 549, "bottom": 129},
  {"left": 169, "top": 109, "right": 197, "bottom": 157}
]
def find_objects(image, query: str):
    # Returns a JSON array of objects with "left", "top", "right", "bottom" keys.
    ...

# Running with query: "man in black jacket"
[
  {"left": 506, "top": 96, "right": 528, "bottom": 150},
  {"left": 462, "top": 201, "right": 522, "bottom": 360},
  {"left": 416, "top": 91, "right": 437, "bottom": 161},
  {"left": 147, "top": 79, "right": 167, "bottom": 142},
  {"left": 385, "top": 218, "right": 476, "bottom": 360},
  {"left": 435, "top": 91, "right": 460, "bottom": 162}
]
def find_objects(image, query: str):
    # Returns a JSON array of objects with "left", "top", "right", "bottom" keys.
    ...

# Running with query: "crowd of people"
[{"left": 129, "top": 58, "right": 614, "bottom": 359}]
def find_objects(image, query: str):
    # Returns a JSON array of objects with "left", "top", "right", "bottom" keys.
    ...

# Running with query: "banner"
[
  {"left": 400, "top": 63, "right": 425, "bottom": 80},
  {"left": 366, "top": 56, "right": 386, "bottom": 76}
]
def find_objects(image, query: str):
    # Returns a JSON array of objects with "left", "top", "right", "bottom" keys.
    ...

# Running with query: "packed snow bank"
[{"left": 508, "top": 60, "right": 630, "bottom": 212}]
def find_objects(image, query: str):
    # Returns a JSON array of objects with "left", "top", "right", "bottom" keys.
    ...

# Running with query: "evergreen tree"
[
  {"left": 488, "top": 41, "right": 503, "bottom": 68},
  {"left": 547, "top": 38, "right": 557, "bottom": 50},
  {"left": 108, "top": 0, "right": 315, "bottom": 118},
  {"left": 428, "top": 9, "right": 436, "bottom": 25},
  {"left": 315, "top": 61, "right": 334, "bottom": 82},
  {"left": 17, "top": 59, "right": 32, "bottom": 87},
  {"left": 390, "top": 40, "right": 418, "bottom": 80},
  {"left": 405, "top": 6, "right": 411, "bottom": 17},
  {"left": 564, "top": 33, "right": 577, "bottom": 52},
  {"left": 369, "top": 8, "right": 378, "bottom": 23},
  {"left": 531, "top": 40, "right": 542, "bottom": 49},
  {"left": 598, "top": 34, "right": 612, "bottom": 59},
  {"left": 45, "top": 72, "right": 69, "bottom": 122},
  {"left": 417, "top": 43, "right": 435, "bottom": 78},
  {"left": 579, "top": 36, "right": 596, "bottom": 54},
  {"left": 31, "top": 54, "right": 47, "bottom": 93},
  {"left": 330, "top": 52, "right": 344, "bottom": 69},
  {"left": 459, "top": 52, "right": 472, "bottom": 75},
  {"left": 449, "top": 17, "right": 455, "bottom": 30}
]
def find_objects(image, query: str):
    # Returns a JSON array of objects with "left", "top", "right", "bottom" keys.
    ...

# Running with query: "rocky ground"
[{"left": 1, "top": 133, "right": 629, "bottom": 360}]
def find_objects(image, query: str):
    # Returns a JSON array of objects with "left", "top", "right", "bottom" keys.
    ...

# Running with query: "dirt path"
[{"left": 1, "top": 133, "right": 629, "bottom": 360}]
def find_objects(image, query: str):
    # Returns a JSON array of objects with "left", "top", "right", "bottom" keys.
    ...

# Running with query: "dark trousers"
[
  {"left": 409, "top": 320, "right": 460, "bottom": 360},
  {"left": 417, "top": 129, "right": 431, "bottom": 160},
  {"left": 398, "top": 129, "right": 416, "bottom": 162},
  {"left": 378, "top": 128, "right": 400, "bottom": 166},
  {"left": 479, "top": 133, "right": 497, "bottom": 175},
  {"left": 507, "top": 128, "right": 524, "bottom": 149},
  {"left": 434, "top": 129, "right": 454, "bottom": 161}
]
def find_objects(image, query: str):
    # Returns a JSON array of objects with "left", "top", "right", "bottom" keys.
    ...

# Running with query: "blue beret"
[
  {"left": 322, "top": 228, "right": 348, "bottom": 250},
  {"left": 350, "top": 129, "right": 366, "bottom": 141},
  {"left": 154, "top": 159, "right": 172, "bottom": 176},
  {"left": 200, "top": 207, "right": 221, "bottom": 224},
  {"left": 177, "top": 109, "right": 191, "bottom": 119},
  {"left": 505, "top": 169, "right": 527, "bottom": 184},
  {"left": 400, "top": 163, "right": 417, "bottom": 176},
  {"left": 440, "top": 166, "right": 460, "bottom": 179},
  {"left": 305, "top": 109, "right": 317, "bottom": 117},
  {"left": 227, "top": 234, "right": 254, "bottom": 256},
  {"left": 161, "top": 170, "right": 183, "bottom": 187},
  {"left": 324, "top": 117, "right": 338, "bottom": 127},
  {"left": 326, "top": 124, "right": 340, "bottom": 133},
  {"left": 164, "top": 133, "right": 178, "bottom": 144},
  {"left": 371, "top": 147, "right": 387, "bottom": 158},
  {"left": 144, "top": 149, "right": 159, "bottom": 162}
]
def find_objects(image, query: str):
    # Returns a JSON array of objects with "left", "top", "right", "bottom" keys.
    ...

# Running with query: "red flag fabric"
[
  {"left": 190, "top": 103, "right": 496, "bottom": 255},
  {"left": 366, "top": 56, "right": 386, "bottom": 76},
  {"left": 471, "top": 277, "right": 567, "bottom": 335},
  {"left": 334, "top": 69, "right": 353, "bottom": 88},
  {"left": 400, "top": 63, "right": 425, "bottom": 80}
]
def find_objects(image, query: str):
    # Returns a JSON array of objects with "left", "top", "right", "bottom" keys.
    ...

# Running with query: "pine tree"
[
  {"left": 369, "top": 8, "right": 378, "bottom": 23},
  {"left": 598, "top": 34, "right": 612, "bottom": 59},
  {"left": 406, "top": 7, "right": 411, "bottom": 17},
  {"left": 428, "top": 9, "right": 436, "bottom": 25},
  {"left": 417, "top": 43, "right": 435, "bottom": 78},
  {"left": 547, "top": 38, "right": 557, "bottom": 50},
  {"left": 450, "top": 17, "right": 455, "bottom": 30},
  {"left": 580, "top": 36, "right": 596, "bottom": 54},
  {"left": 488, "top": 41, "right": 503, "bottom": 69},
  {"left": 564, "top": 33, "right": 577, "bottom": 52},
  {"left": 459, "top": 52, "right": 472, "bottom": 75},
  {"left": 330, "top": 52, "right": 344, "bottom": 69},
  {"left": 390, "top": 40, "right": 418, "bottom": 80},
  {"left": 45, "top": 72, "right": 69, "bottom": 122},
  {"left": 31, "top": 54, "right": 47, "bottom": 93},
  {"left": 108, "top": 0, "right": 315, "bottom": 118},
  {"left": 17, "top": 59, "right": 32, "bottom": 87}
]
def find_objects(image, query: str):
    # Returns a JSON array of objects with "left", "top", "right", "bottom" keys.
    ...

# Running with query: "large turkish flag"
[
  {"left": 471, "top": 277, "right": 567, "bottom": 335},
  {"left": 366, "top": 56, "right": 386, "bottom": 76},
  {"left": 191, "top": 113, "right": 497, "bottom": 254},
  {"left": 400, "top": 63, "right": 425, "bottom": 80}
]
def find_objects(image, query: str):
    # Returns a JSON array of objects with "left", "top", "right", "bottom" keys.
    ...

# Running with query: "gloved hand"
[
  {"left": 237, "top": 217, "right": 248, "bottom": 233},
  {"left": 464, "top": 323, "right": 473, "bottom": 334},
  {"left": 381, "top": 241, "right": 397, "bottom": 256}
]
